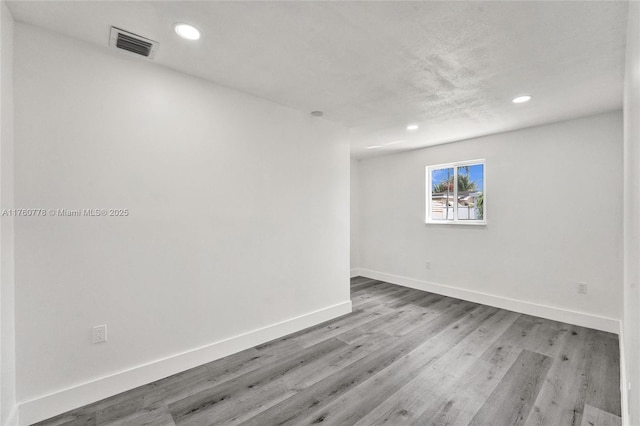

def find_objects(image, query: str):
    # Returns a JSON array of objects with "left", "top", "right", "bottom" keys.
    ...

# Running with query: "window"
[{"left": 426, "top": 159, "right": 485, "bottom": 224}]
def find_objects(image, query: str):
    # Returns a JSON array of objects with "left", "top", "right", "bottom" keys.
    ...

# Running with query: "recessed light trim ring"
[
  {"left": 175, "top": 23, "right": 201, "bottom": 40},
  {"left": 512, "top": 95, "right": 532, "bottom": 104}
]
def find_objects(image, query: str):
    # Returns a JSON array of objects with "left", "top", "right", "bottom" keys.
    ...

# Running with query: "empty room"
[{"left": 0, "top": 1, "right": 639, "bottom": 425}]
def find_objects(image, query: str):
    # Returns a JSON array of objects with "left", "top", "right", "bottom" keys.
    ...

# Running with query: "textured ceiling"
[{"left": 7, "top": 1, "right": 628, "bottom": 158}]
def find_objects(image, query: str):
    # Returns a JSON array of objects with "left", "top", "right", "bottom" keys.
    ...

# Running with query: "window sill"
[{"left": 425, "top": 221, "right": 487, "bottom": 227}]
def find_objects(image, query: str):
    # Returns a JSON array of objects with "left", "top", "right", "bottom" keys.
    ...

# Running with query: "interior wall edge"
[
  {"left": 620, "top": 321, "right": 629, "bottom": 426},
  {"left": 3, "top": 406, "right": 18, "bottom": 426},
  {"left": 16, "top": 300, "right": 352, "bottom": 426},
  {"left": 0, "top": 0, "right": 16, "bottom": 425}
]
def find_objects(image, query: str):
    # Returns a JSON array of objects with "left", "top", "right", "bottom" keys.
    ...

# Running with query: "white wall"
[
  {"left": 13, "top": 23, "right": 350, "bottom": 422},
  {"left": 350, "top": 158, "right": 360, "bottom": 271},
  {"left": 0, "top": 2, "right": 16, "bottom": 425},
  {"left": 623, "top": 1, "right": 640, "bottom": 424},
  {"left": 357, "top": 111, "right": 623, "bottom": 327}
]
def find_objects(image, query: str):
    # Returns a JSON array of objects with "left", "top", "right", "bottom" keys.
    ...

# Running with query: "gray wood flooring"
[{"left": 34, "top": 277, "right": 621, "bottom": 426}]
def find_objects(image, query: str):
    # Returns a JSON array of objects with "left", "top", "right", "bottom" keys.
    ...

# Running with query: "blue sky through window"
[
  {"left": 432, "top": 168, "right": 453, "bottom": 188},
  {"left": 432, "top": 164, "right": 483, "bottom": 192}
]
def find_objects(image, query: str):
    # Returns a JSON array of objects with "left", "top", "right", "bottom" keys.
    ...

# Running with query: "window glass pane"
[
  {"left": 456, "top": 164, "right": 484, "bottom": 220},
  {"left": 431, "top": 167, "right": 454, "bottom": 220}
]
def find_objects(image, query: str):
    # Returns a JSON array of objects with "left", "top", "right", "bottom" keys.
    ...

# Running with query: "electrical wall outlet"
[
  {"left": 425, "top": 261, "right": 431, "bottom": 270},
  {"left": 93, "top": 325, "right": 107, "bottom": 344},
  {"left": 577, "top": 283, "right": 588, "bottom": 295}
]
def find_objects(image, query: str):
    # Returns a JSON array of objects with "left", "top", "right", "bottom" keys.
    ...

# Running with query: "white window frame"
[{"left": 425, "top": 159, "right": 486, "bottom": 225}]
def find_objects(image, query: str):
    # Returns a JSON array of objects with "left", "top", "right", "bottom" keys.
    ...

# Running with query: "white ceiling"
[{"left": 7, "top": 1, "right": 628, "bottom": 158}]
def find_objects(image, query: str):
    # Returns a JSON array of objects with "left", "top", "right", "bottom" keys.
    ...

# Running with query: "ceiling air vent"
[{"left": 109, "top": 27, "right": 158, "bottom": 59}]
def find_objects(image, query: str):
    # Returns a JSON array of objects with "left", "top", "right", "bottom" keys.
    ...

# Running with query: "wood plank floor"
[{"left": 34, "top": 277, "right": 621, "bottom": 426}]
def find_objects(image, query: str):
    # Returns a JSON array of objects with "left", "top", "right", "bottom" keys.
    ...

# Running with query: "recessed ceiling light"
[
  {"left": 383, "top": 140, "right": 404, "bottom": 146},
  {"left": 406, "top": 124, "right": 419, "bottom": 131},
  {"left": 512, "top": 95, "right": 532, "bottom": 104},
  {"left": 366, "top": 145, "right": 382, "bottom": 149},
  {"left": 175, "top": 23, "right": 201, "bottom": 41}
]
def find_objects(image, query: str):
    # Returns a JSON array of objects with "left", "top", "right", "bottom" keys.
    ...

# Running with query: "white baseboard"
[
  {"left": 350, "top": 268, "right": 363, "bottom": 278},
  {"left": 4, "top": 405, "right": 19, "bottom": 426},
  {"left": 358, "top": 269, "right": 620, "bottom": 334},
  {"left": 620, "top": 322, "right": 629, "bottom": 426},
  {"left": 17, "top": 300, "right": 352, "bottom": 426}
]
